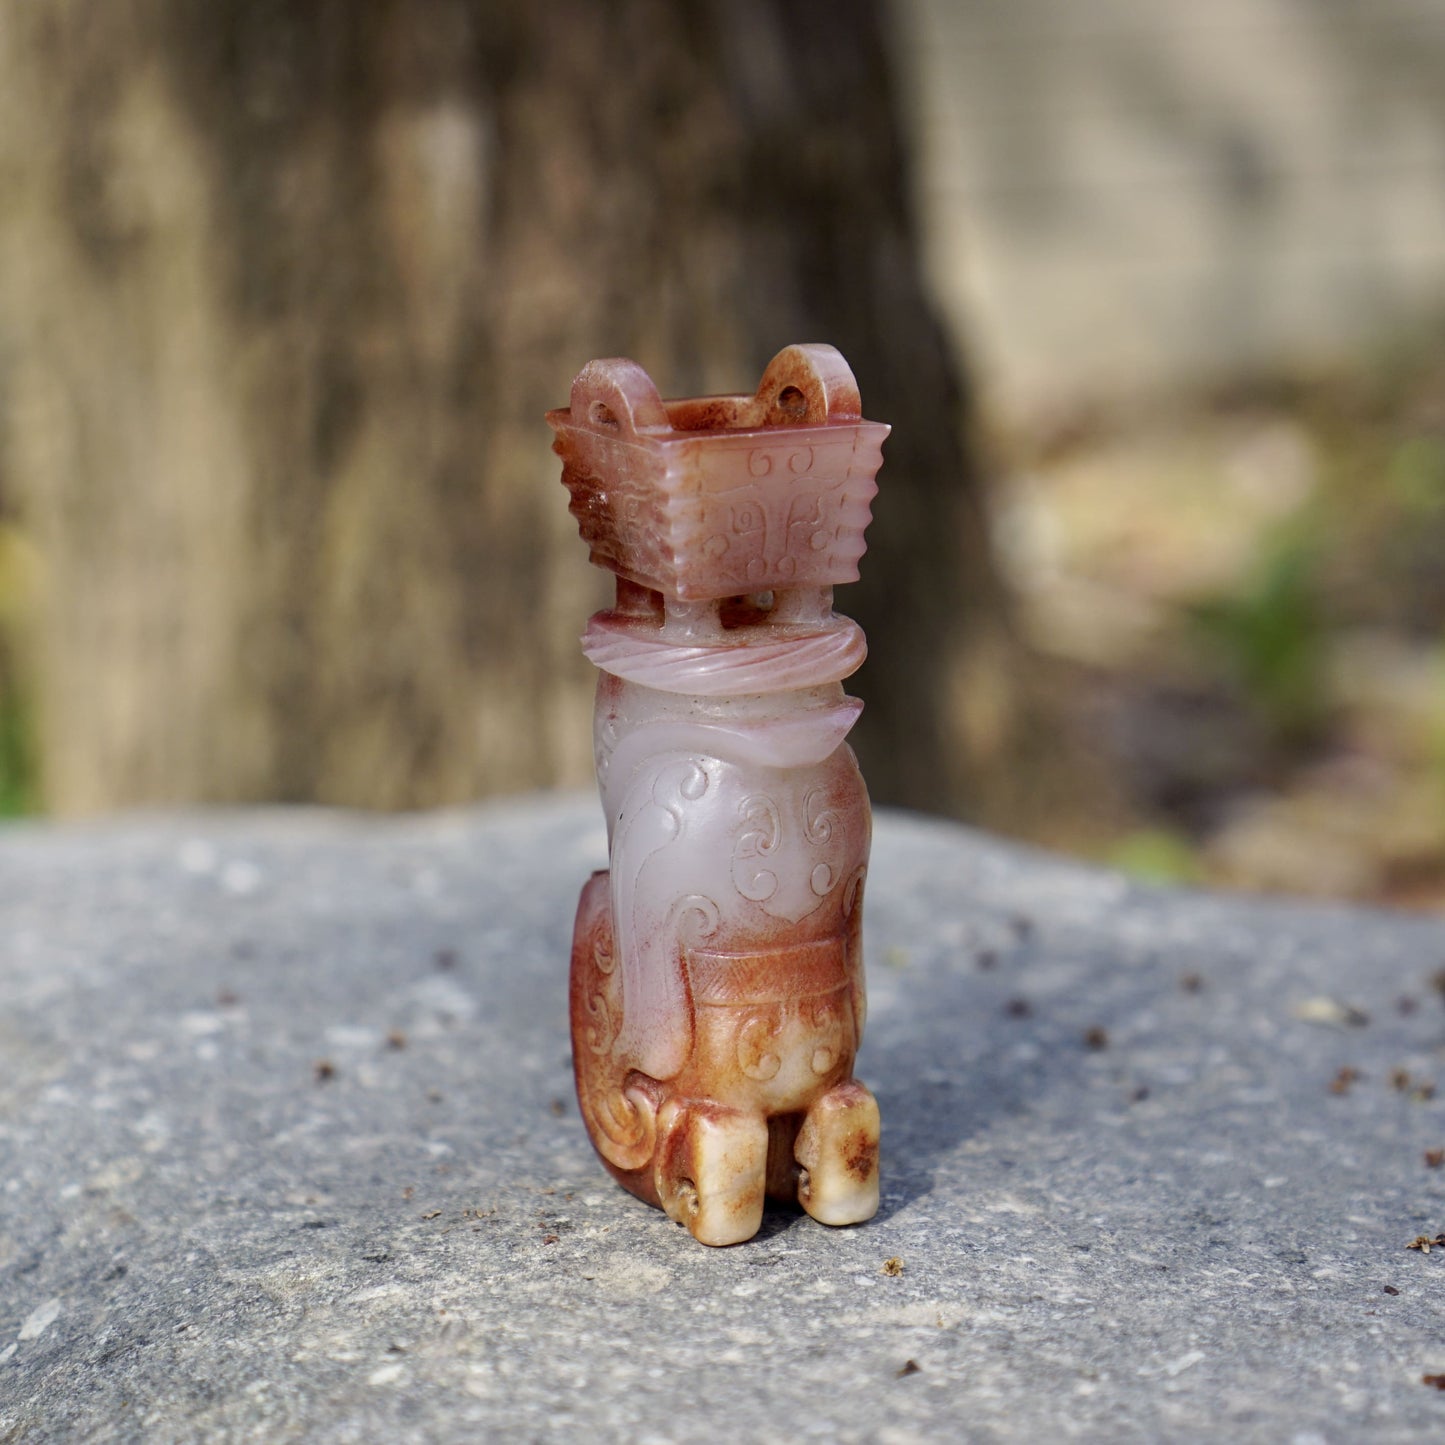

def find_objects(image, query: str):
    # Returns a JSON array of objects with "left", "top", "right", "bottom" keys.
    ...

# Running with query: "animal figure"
[{"left": 549, "top": 345, "right": 887, "bottom": 1245}]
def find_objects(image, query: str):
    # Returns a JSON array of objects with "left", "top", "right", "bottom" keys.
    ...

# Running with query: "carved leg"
[
  {"left": 795, "top": 1079, "right": 880, "bottom": 1227},
  {"left": 655, "top": 1099, "right": 768, "bottom": 1247}
]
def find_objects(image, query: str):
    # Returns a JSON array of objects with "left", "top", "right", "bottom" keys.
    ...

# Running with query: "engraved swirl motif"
[
  {"left": 659, "top": 760, "right": 709, "bottom": 829},
  {"left": 799, "top": 992, "right": 848, "bottom": 1077},
  {"left": 804, "top": 788, "right": 841, "bottom": 897},
  {"left": 732, "top": 794, "right": 781, "bottom": 903},
  {"left": 668, "top": 893, "right": 721, "bottom": 947},
  {"left": 591, "top": 1083, "right": 657, "bottom": 1171},
  {"left": 787, "top": 491, "right": 833, "bottom": 553},
  {"left": 736, "top": 1009, "right": 784, "bottom": 1081},
  {"left": 593, "top": 914, "right": 617, "bottom": 975},
  {"left": 810, "top": 1043, "right": 838, "bottom": 1075},
  {"left": 579, "top": 914, "right": 619, "bottom": 1056},
  {"left": 636, "top": 759, "right": 710, "bottom": 850},
  {"left": 732, "top": 498, "right": 766, "bottom": 536},
  {"left": 579, "top": 989, "right": 616, "bottom": 1057},
  {"left": 596, "top": 1086, "right": 649, "bottom": 1149},
  {"left": 802, "top": 787, "right": 838, "bottom": 845}
]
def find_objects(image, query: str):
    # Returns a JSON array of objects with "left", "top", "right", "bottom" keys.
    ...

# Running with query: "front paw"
[
  {"left": 654, "top": 1099, "right": 769, "bottom": 1246},
  {"left": 795, "top": 1079, "right": 880, "bottom": 1227}
]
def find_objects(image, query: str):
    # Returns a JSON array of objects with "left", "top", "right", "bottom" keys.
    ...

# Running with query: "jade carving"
[{"left": 548, "top": 344, "right": 887, "bottom": 1245}]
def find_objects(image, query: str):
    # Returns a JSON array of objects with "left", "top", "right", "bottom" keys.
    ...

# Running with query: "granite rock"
[{"left": 3, "top": 795, "right": 1445, "bottom": 1442}]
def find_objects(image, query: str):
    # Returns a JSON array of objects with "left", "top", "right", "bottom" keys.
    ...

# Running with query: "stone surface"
[{"left": 3, "top": 794, "right": 1445, "bottom": 1441}]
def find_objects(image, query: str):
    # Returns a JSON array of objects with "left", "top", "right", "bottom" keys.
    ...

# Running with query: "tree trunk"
[{"left": 0, "top": 0, "right": 1018, "bottom": 817}]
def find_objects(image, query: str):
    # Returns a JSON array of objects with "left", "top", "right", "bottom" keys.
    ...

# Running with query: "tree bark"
[{"left": 0, "top": 0, "right": 1018, "bottom": 816}]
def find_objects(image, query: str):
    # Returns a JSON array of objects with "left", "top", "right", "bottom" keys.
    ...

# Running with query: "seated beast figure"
[{"left": 548, "top": 344, "right": 887, "bottom": 1246}]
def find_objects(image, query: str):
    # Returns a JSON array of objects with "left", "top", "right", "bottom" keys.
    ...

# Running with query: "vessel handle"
[
  {"left": 754, "top": 344, "right": 863, "bottom": 426},
  {"left": 568, "top": 359, "right": 670, "bottom": 439}
]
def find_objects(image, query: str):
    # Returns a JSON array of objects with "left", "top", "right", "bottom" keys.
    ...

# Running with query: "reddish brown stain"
[
  {"left": 845, "top": 1129, "right": 878, "bottom": 1182},
  {"left": 665, "top": 395, "right": 751, "bottom": 432}
]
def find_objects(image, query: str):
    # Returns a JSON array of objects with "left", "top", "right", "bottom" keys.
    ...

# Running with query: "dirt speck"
[{"left": 1296, "top": 997, "right": 1370, "bottom": 1028}]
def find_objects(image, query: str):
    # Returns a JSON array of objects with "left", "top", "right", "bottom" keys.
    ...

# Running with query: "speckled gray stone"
[{"left": 4, "top": 794, "right": 1445, "bottom": 1442}]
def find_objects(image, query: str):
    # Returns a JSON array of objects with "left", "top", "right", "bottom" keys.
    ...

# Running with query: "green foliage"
[
  {"left": 0, "top": 687, "right": 37, "bottom": 817},
  {"left": 1427, "top": 643, "right": 1445, "bottom": 789},
  {"left": 0, "top": 521, "right": 39, "bottom": 817},
  {"left": 1388, "top": 435, "right": 1445, "bottom": 516},
  {"left": 1109, "top": 828, "right": 1201, "bottom": 885},
  {"left": 1188, "top": 522, "right": 1329, "bottom": 746}
]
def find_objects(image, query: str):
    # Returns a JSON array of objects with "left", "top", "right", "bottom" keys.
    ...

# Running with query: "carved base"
[{"left": 570, "top": 870, "right": 880, "bottom": 1246}]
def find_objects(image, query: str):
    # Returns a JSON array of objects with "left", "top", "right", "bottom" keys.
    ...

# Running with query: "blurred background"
[{"left": 1, "top": 0, "right": 1443, "bottom": 906}]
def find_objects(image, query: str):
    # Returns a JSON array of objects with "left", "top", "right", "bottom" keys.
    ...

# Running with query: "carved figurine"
[{"left": 548, "top": 344, "right": 888, "bottom": 1246}]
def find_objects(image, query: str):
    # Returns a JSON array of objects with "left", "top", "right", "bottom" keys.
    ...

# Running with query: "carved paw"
[
  {"left": 795, "top": 1079, "right": 880, "bottom": 1227},
  {"left": 655, "top": 1100, "right": 768, "bottom": 1247}
]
